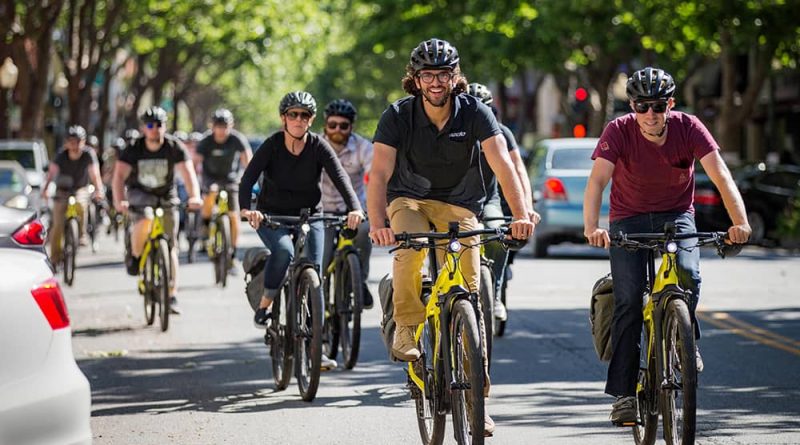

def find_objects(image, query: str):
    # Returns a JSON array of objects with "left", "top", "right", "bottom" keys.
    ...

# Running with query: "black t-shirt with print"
[
  {"left": 373, "top": 94, "right": 501, "bottom": 215},
  {"left": 196, "top": 128, "right": 251, "bottom": 183},
  {"left": 119, "top": 135, "right": 188, "bottom": 198},
  {"left": 54, "top": 148, "right": 98, "bottom": 192}
]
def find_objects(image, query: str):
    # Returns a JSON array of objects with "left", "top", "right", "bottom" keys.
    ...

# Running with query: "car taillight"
[
  {"left": 543, "top": 178, "right": 568, "bottom": 200},
  {"left": 31, "top": 278, "right": 70, "bottom": 330},
  {"left": 694, "top": 189, "right": 722, "bottom": 206},
  {"left": 12, "top": 219, "right": 46, "bottom": 246}
]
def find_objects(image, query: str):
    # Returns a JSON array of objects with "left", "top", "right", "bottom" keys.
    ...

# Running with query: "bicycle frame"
[{"left": 136, "top": 207, "right": 169, "bottom": 294}]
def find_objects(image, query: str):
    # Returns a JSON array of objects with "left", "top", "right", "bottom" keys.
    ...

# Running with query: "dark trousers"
[{"left": 605, "top": 212, "right": 701, "bottom": 397}]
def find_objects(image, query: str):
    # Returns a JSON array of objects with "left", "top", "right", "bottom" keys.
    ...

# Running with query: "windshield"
[
  {"left": 0, "top": 149, "right": 35, "bottom": 169},
  {"left": 0, "top": 169, "right": 26, "bottom": 192},
  {"left": 551, "top": 148, "right": 594, "bottom": 170}
]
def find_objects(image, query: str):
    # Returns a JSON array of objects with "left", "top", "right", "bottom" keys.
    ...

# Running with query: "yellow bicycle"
[
  {"left": 392, "top": 223, "right": 519, "bottom": 445},
  {"left": 127, "top": 205, "right": 173, "bottom": 332},
  {"left": 206, "top": 185, "right": 233, "bottom": 287},
  {"left": 61, "top": 195, "right": 81, "bottom": 286}
]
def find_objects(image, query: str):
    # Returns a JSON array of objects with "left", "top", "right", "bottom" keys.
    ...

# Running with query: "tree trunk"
[{"left": 97, "top": 65, "right": 112, "bottom": 151}]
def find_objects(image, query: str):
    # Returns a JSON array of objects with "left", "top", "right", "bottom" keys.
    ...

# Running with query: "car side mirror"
[{"left": 42, "top": 162, "right": 49, "bottom": 172}]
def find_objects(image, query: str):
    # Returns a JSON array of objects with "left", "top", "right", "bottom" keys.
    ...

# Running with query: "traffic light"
[{"left": 571, "top": 87, "right": 590, "bottom": 138}]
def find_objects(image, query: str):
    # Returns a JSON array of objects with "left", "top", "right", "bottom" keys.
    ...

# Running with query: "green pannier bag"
[{"left": 590, "top": 273, "right": 614, "bottom": 362}]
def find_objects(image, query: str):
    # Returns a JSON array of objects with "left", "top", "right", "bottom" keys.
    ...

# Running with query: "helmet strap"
[{"left": 639, "top": 112, "right": 669, "bottom": 139}]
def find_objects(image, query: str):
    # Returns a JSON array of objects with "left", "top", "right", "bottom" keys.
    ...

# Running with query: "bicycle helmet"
[
  {"left": 409, "top": 38, "right": 459, "bottom": 72},
  {"left": 189, "top": 131, "right": 204, "bottom": 142},
  {"left": 626, "top": 67, "right": 676, "bottom": 102},
  {"left": 67, "top": 125, "right": 87, "bottom": 140},
  {"left": 173, "top": 130, "right": 189, "bottom": 142},
  {"left": 124, "top": 128, "right": 140, "bottom": 141},
  {"left": 87, "top": 134, "right": 99, "bottom": 147},
  {"left": 111, "top": 137, "right": 126, "bottom": 148},
  {"left": 140, "top": 106, "right": 168, "bottom": 123},
  {"left": 467, "top": 83, "right": 493, "bottom": 105},
  {"left": 212, "top": 108, "right": 234, "bottom": 125},
  {"left": 324, "top": 99, "right": 357, "bottom": 121},
  {"left": 279, "top": 91, "right": 317, "bottom": 115}
]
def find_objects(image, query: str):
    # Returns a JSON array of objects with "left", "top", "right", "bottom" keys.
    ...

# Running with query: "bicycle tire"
[
  {"left": 270, "top": 286, "right": 293, "bottom": 390},
  {"left": 295, "top": 267, "right": 323, "bottom": 402},
  {"left": 143, "top": 251, "right": 156, "bottom": 326},
  {"left": 494, "top": 265, "right": 509, "bottom": 337},
  {"left": 156, "top": 239, "right": 171, "bottom": 332},
  {"left": 339, "top": 252, "right": 363, "bottom": 370},
  {"left": 219, "top": 215, "right": 231, "bottom": 287},
  {"left": 322, "top": 268, "right": 340, "bottom": 361},
  {"left": 63, "top": 218, "right": 78, "bottom": 286},
  {"left": 661, "top": 298, "right": 697, "bottom": 445},
  {"left": 185, "top": 211, "right": 197, "bottom": 263},
  {"left": 414, "top": 317, "right": 446, "bottom": 445},
  {"left": 478, "top": 264, "right": 493, "bottom": 366},
  {"left": 633, "top": 326, "right": 658, "bottom": 445},
  {"left": 450, "top": 298, "right": 486, "bottom": 444},
  {"left": 87, "top": 202, "right": 97, "bottom": 253}
]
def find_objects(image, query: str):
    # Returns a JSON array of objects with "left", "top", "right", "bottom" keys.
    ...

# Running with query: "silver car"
[
  {"left": 0, "top": 206, "right": 92, "bottom": 445},
  {"left": 528, "top": 138, "right": 610, "bottom": 257}
]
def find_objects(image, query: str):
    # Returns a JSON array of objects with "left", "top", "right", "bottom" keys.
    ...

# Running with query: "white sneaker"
[
  {"left": 321, "top": 354, "right": 337, "bottom": 371},
  {"left": 493, "top": 299, "right": 507, "bottom": 321}
]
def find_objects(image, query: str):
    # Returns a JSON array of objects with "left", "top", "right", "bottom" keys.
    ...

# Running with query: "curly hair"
[{"left": 401, "top": 63, "right": 468, "bottom": 97}]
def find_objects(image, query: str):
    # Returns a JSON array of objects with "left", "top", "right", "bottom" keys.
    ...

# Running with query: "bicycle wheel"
[
  {"left": 185, "top": 211, "right": 197, "bottom": 263},
  {"left": 633, "top": 327, "right": 658, "bottom": 445},
  {"left": 142, "top": 250, "right": 156, "bottom": 326},
  {"left": 322, "top": 269, "right": 340, "bottom": 361},
  {"left": 87, "top": 202, "right": 98, "bottom": 253},
  {"left": 63, "top": 218, "right": 78, "bottom": 286},
  {"left": 413, "top": 318, "right": 446, "bottom": 445},
  {"left": 218, "top": 214, "right": 231, "bottom": 287},
  {"left": 295, "top": 267, "right": 323, "bottom": 402},
  {"left": 494, "top": 265, "right": 509, "bottom": 337},
  {"left": 338, "top": 252, "right": 363, "bottom": 370},
  {"left": 478, "top": 263, "right": 493, "bottom": 366},
  {"left": 155, "top": 239, "right": 172, "bottom": 332},
  {"left": 450, "top": 298, "right": 486, "bottom": 444},
  {"left": 270, "top": 286, "right": 293, "bottom": 390},
  {"left": 661, "top": 298, "right": 697, "bottom": 445}
]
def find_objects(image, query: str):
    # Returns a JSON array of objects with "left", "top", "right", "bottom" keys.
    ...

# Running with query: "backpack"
[
  {"left": 590, "top": 273, "right": 614, "bottom": 362},
  {"left": 243, "top": 246, "right": 271, "bottom": 312},
  {"left": 378, "top": 273, "right": 399, "bottom": 362}
]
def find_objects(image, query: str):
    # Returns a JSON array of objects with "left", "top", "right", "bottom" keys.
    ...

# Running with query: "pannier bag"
[
  {"left": 590, "top": 273, "right": 614, "bottom": 362},
  {"left": 378, "top": 273, "right": 399, "bottom": 362},
  {"left": 243, "top": 246, "right": 270, "bottom": 312}
]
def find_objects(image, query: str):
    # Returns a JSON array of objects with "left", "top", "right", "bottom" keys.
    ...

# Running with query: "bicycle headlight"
[
  {"left": 219, "top": 190, "right": 228, "bottom": 199},
  {"left": 68, "top": 196, "right": 77, "bottom": 205},
  {"left": 666, "top": 241, "right": 678, "bottom": 253},
  {"left": 155, "top": 208, "right": 164, "bottom": 218},
  {"left": 301, "top": 223, "right": 310, "bottom": 234},
  {"left": 448, "top": 240, "right": 462, "bottom": 252}
]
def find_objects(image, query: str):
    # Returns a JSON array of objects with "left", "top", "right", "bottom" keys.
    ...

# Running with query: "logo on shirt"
[
  {"left": 449, "top": 131, "right": 467, "bottom": 141},
  {"left": 600, "top": 141, "right": 610, "bottom": 151}
]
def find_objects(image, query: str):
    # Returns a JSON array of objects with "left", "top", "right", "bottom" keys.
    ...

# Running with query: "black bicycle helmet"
[
  {"left": 626, "top": 67, "right": 676, "bottom": 101},
  {"left": 324, "top": 99, "right": 357, "bottom": 121},
  {"left": 279, "top": 91, "right": 317, "bottom": 115},
  {"left": 410, "top": 38, "right": 460, "bottom": 72},
  {"left": 467, "top": 83, "right": 493, "bottom": 105},
  {"left": 212, "top": 108, "right": 234, "bottom": 125},
  {"left": 67, "top": 125, "right": 87, "bottom": 140},
  {"left": 140, "top": 106, "right": 168, "bottom": 123}
]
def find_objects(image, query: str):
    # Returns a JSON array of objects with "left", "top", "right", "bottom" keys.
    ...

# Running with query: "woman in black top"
[{"left": 240, "top": 91, "right": 364, "bottom": 330}]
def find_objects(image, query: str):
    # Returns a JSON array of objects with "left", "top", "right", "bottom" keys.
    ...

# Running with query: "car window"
[
  {"left": 0, "top": 169, "right": 25, "bottom": 192},
  {"left": 0, "top": 149, "right": 35, "bottom": 169},
  {"left": 551, "top": 148, "right": 594, "bottom": 170}
]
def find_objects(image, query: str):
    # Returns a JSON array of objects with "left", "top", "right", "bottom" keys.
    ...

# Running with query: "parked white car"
[{"left": 0, "top": 206, "right": 92, "bottom": 445}]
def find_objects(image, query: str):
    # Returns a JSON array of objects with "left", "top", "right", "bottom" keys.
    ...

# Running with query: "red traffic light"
[
  {"left": 575, "top": 87, "right": 588, "bottom": 102},
  {"left": 573, "top": 124, "right": 587, "bottom": 138}
]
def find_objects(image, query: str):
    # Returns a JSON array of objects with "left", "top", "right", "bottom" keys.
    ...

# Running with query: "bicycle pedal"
[
  {"left": 137, "top": 280, "right": 145, "bottom": 295},
  {"left": 611, "top": 420, "right": 637, "bottom": 427}
]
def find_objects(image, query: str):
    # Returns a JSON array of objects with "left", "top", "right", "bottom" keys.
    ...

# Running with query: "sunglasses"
[
  {"left": 145, "top": 122, "right": 165, "bottom": 129},
  {"left": 633, "top": 101, "right": 668, "bottom": 114},
  {"left": 285, "top": 111, "right": 312, "bottom": 121},
  {"left": 417, "top": 71, "right": 454, "bottom": 84},
  {"left": 326, "top": 121, "right": 351, "bottom": 131}
]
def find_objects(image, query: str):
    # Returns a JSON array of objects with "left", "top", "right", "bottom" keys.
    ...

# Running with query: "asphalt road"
[{"left": 64, "top": 226, "right": 800, "bottom": 445}]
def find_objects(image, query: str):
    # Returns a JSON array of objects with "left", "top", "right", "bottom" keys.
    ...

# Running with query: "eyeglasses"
[
  {"left": 633, "top": 101, "right": 668, "bottom": 114},
  {"left": 326, "top": 121, "right": 351, "bottom": 131},
  {"left": 145, "top": 122, "right": 164, "bottom": 129},
  {"left": 285, "top": 111, "right": 312, "bottom": 121},
  {"left": 416, "top": 71, "right": 454, "bottom": 84}
]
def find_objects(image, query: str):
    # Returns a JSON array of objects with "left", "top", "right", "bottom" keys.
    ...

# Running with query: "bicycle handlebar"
[{"left": 610, "top": 231, "right": 744, "bottom": 258}]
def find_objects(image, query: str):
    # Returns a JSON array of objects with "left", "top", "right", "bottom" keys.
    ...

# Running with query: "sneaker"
[
  {"left": 169, "top": 296, "right": 182, "bottom": 315},
  {"left": 126, "top": 256, "right": 140, "bottom": 276},
  {"left": 493, "top": 298, "right": 508, "bottom": 321},
  {"left": 484, "top": 413, "right": 496, "bottom": 437},
  {"left": 362, "top": 284, "right": 374, "bottom": 310},
  {"left": 228, "top": 258, "right": 239, "bottom": 276},
  {"left": 610, "top": 396, "right": 637, "bottom": 426},
  {"left": 696, "top": 345, "right": 704, "bottom": 373},
  {"left": 254, "top": 307, "right": 271, "bottom": 329},
  {"left": 392, "top": 324, "right": 421, "bottom": 362},
  {"left": 321, "top": 354, "right": 338, "bottom": 371}
]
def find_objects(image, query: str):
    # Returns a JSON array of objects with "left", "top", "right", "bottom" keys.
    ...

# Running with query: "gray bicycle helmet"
[
  {"left": 140, "top": 106, "right": 168, "bottom": 123},
  {"left": 124, "top": 128, "right": 140, "bottom": 141},
  {"left": 212, "top": 108, "right": 234, "bottom": 125},
  {"left": 189, "top": 131, "right": 204, "bottom": 142},
  {"left": 467, "top": 83, "right": 493, "bottom": 105},
  {"left": 324, "top": 99, "right": 357, "bottom": 121},
  {"left": 111, "top": 137, "right": 126, "bottom": 148},
  {"left": 279, "top": 91, "right": 317, "bottom": 115},
  {"left": 626, "top": 67, "right": 676, "bottom": 101},
  {"left": 410, "top": 38, "right": 460, "bottom": 72},
  {"left": 87, "top": 134, "right": 99, "bottom": 147},
  {"left": 67, "top": 125, "right": 87, "bottom": 140},
  {"left": 173, "top": 130, "right": 189, "bottom": 142}
]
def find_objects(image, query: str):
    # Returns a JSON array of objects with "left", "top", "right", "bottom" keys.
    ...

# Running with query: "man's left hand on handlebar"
[
  {"left": 508, "top": 217, "right": 534, "bottom": 240},
  {"left": 346, "top": 210, "right": 364, "bottom": 230},
  {"left": 727, "top": 223, "right": 751, "bottom": 245}
]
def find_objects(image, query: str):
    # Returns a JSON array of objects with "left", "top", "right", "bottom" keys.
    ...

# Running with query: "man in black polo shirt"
[{"left": 367, "top": 38, "right": 535, "bottom": 435}]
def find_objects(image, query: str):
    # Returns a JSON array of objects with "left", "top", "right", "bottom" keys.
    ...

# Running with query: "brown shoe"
[
  {"left": 484, "top": 413, "right": 495, "bottom": 437},
  {"left": 392, "top": 324, "right": 421, "bottom": 362}
]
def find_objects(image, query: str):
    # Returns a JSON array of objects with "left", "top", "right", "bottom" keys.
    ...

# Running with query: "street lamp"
[{"left": 0, "top": 57, "right": 19, "bottom": 139}]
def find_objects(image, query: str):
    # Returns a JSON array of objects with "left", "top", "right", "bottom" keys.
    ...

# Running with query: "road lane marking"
[{"left": 697, "top": 310, "right": 800, "bottom": 357}]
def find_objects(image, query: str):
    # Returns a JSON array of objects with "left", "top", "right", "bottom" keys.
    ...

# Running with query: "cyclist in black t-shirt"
[
  {"left": 112, "top": 107, "right": 202, "bottom": 314},
  {"left": 196, "top": 108, "right": 253, "bottom": 272}
]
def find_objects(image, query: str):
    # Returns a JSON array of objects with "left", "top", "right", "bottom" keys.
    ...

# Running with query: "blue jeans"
[
  {"left": 605, "top": 211, "right": 701, "bottom": 397},
  {"left": 255, "top": 220, "right": 324, "bottom": 299}
]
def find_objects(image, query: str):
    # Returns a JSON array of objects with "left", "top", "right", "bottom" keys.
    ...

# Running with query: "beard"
[
  {"left": 421, "top": 86, "right": 451, "bottom": 108},
  {"left": 327, "top": 131, "right": 348, "bottom": 144}
]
